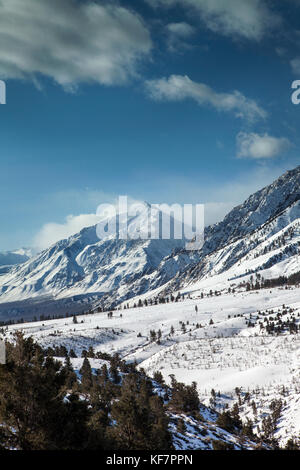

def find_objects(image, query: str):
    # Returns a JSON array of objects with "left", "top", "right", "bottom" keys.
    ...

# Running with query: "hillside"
[{"left": 2, "top": 280, "right": 300, "bottom": 447}]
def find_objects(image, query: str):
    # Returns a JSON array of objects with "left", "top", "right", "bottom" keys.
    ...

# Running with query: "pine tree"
[
  {"left": 149, "top": 394, "right": 172, "bottom": 449},
  {"left": 101, "top": 363, "right": 109, "bottom": 382},
  {"left": 108, "top": 374, "right": 148, "bottom": 449},
  {"left": 80, "top": 357, "right": 93, "bottom": 392},
  {"left": 168, "top": 377, "right": 199, "bottom": 417},
  {"left": 108, "top": 374, "right": 171, "bottom": 450},
  {"left": 0, "top": 332, "right": 91, "bottom": 450},
  {"left": 110, "top": 363, "right": 121, "bottom": 385},
  {"left": 212, "top": 440, "right": 234, "bottom": 450},
  {"left": 285, "top": 439, "right": 300, "bottom": 450},
  {"left": 62, "top": 356, "right": 77, "bottom": 390},
  {"left": 150, "top": 330, "right": 157, "bottom": 342},
  {"left": 216, "top": 411, "right": 236, "bottom": 433},
  {"left": 242, "top": 418, "right": 254, "bottom": 439},
  {"left": 176, "top": 418, "right": 186, "bottom": 434},
  {"left": 153, "top": 370, "right": 164, "bottom": 385},
  {"left": 231, "top": 403, "right": 242, "bottom": 429}
]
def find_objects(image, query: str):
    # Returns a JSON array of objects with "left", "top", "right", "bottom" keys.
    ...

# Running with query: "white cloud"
[
  {"left": 33, "top": 213, "right": 102, "bottom": 250},
  {"left": 166, "top": 22, "right": 196, "bottom": 52},
  {"left": 33, "top": 195, "right": 148, "bottom": 250},
  {"left": 149, "top": 0, "right": 281, "bottom": 41},
  {"left": 167, "top": 22, "right": 196, "bottom": 37},
  {"left": 33, "top": 201, "right": 228, "bottom": 248},
  {"left": 145, "top": 74, "right": 267, "bottom": 121},
  {"left": 0, "top": 0, "right": 152, "bottom": 88},
  {"left": 236, "top": 132, "right": 291, "bottom": 159}
]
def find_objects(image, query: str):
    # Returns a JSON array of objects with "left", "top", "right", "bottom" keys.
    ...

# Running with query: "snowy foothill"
[{"left": 2, "top": 281, "right": 300, "bottom": 445}]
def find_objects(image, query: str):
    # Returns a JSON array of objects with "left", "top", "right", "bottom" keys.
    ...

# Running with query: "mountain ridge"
[{"left": 1, "top": 166, "right": 300, "bottom": 317}]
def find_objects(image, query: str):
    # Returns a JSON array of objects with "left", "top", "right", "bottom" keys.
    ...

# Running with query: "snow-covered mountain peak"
[
  {"left": 1, "top": 166, "right": 300, "bottom": 316},
  {"left": 0, "top": 200, "right": 190, "bottom": 305}
]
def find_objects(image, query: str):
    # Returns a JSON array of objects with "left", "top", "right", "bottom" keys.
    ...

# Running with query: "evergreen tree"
[
  {"left": 284, "top": 439, "right": 300, "bottom": 450},
  {"left": 0, "top": 333, "right": 91, "bottom": 450},
  {"left": 216, "top": 411, "right": 237, "bottom": 433},
  {"left": 80, "top": 357, "right": 93, "bottom": 392},
  {"left": 153, "top": 370, "right": 164, "bottom": 385},
  {"left": 176, "top": 418, "right": 186, "bottom": 434},
  {"left": 108, "top": 374, "right": 172, "bottom": 450},
  {"left": 62, "top": 356, "right": 77, "bottom": 390},
  {"left": 168, "top": 376, "right": 199, "bottom": 417},
  {"left": 212, "top": 440, "right": 234, "bottom": 450}
]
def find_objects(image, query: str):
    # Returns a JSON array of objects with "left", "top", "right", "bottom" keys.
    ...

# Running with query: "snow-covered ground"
[{"left": 2, "top": 283, "right": 300, "bottom": 445}]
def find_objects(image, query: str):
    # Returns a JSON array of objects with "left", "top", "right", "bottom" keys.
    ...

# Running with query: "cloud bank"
[
  {"left": 0, "top": 0, "right": 152, "bottom": 88},
  {"left": 33, "top": 213, "right": 102, "bottom": 250}
]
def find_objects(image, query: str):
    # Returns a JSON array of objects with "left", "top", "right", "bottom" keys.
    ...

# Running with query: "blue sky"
[{"left": 1, "top": 0, "right": 300, "bottom": 250}]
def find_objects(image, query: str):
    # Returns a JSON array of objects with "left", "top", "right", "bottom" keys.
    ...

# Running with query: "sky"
[{"left": 1, "top": 0, "right": 300, "bottom": 250}]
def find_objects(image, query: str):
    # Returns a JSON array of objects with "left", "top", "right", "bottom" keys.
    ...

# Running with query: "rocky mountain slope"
[
  {"left": 0, "top": 207, "right": 198, "bottom": 311},
  {"left": 159, "top": 166, "right": 300, "bottom": 295}
]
